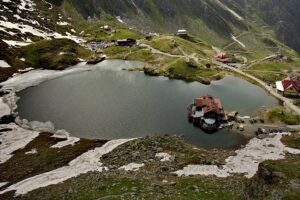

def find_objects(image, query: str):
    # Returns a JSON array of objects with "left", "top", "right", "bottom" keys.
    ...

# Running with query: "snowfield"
[
  {"left": 0, "top": 139, "right": 135, "bottom": 196},
  {"left": 174, "top": 132, "right": 300, "bottom": 178},
  {"left": 0, "top": 60, "right": 11, "bottom": 68},
  {"left": 0, "top": 123, "right": 39, "bottom": 164}
]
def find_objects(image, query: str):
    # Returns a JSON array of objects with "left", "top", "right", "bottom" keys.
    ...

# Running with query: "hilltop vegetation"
[{"left": 17, "top": 39, "right": 92, "bottom": 70}]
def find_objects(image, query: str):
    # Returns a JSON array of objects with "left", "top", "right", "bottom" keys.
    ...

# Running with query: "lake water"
[{"left": 16, "top": 60, "right": 278, "bottom": 148}]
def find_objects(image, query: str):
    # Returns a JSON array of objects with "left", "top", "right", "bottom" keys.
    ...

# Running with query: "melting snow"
[
  {"left": 231, "top": 35, "right": 246, "bottom": 48},
  {"left": 174, "top": 132, "right": 300, "bottom": 178},
  {"left": 0, "top": 20, "right": 85, "bottom": 44},
  {"left": 0, "top": 139, "right": 135, "bottom": 196},
  {"left": 0, "top": 60, "right": 11, "bottom": 68},
  {"left": 0, "top": 123, "right": 39, "bottom": 164},
  {"left": 3, "top": 40, "right": 31, "bottom": 47},
  {"left": 57, "top": 22, "right": 69, "bottom": 26},
  {"left": 0, "top": 182, "right": 8, "bottom": 188},
  {"left": 0, "top": 97, "right": 11, "bottom": 118},
  {"left": 155, "top": 152, "right": 172, "bottom": 162},
  {"left": 25, "top": 148, "right": 37, "bottom": 155},
  {"left": 15, "top": 120, "right": 80, "bottom": 149},
  {"left": 18, "top": 0, "right": 36, "bottom": 11},
  {"left": 215, "top": 0, "right": 243, "bottom": 20},
  {"left": 51, "top": 130, "right": 80, "bottom": 148},
  {"left": 0, "top": 62, "right": 97, "bottom": 92},
  {"left": 119, "top": 163, "right": 145, "bottom": 171},
  {"left": 116, "top": 16, "right": 125, "bottom": 24}
]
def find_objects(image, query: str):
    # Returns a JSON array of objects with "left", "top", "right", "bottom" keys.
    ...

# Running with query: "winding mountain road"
[{"left": 214, "top": 60, "right": 300, "bottom": 116}]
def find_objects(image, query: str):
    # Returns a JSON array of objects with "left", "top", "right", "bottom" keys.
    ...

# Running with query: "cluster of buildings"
[{"left": 188, "top": 95, "right": 226, "bottom": 131}]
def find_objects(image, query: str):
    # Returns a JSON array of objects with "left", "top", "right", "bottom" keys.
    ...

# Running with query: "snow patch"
[
  {"left": 16, "top": 120, "right": 80, "bottom": 149},
  {"left": 0, "top": 138, "right": 135, "bottom": 196},
  {"left": 0, "top": 97, "right": 11, "bottom": 118},
  {"left": 51, "top": 130, "right": 80, "bottom": 148},
  {"left": 0, "top": 20, "right": 84, "bottom": 44},
  {"left": 0, "top": 60, "right": 11, "bottom": 68},
  {"left": 57, "top": 21, "right": 69, "bottom": 26},
  {"left": 231, "top": 35, "right": 246, "bottom": 48},
  {"left": 3, "top": 40, "right": 31, "bottom": 47},
  {"left": 116, "top": 16, "right": 125, "bottom": 24},
  {"left": 25, "top": 148, "right": 37, "bottom": 155},
  {"left": 155, "top": 152, "right": 172, "bottom": 162},
  {"left": 0, "top": 62, "right": 99, "bottom": 92},
  {"left": 0, "top": 182, "right": 8, "bottom": 188},
  {"left": 18, "top": 0, "right": 36, "bottom": 11},
  {"left": 174, "top": 132, "right": 300, "bottom": 178},
  {"left": 0, "top": 123, "right": 39, "bottom": 164},
  {"left": 215, "top": 0, "right": 243, "bottom": 20},
  {"left": 18, "top": 67, "right": 34, "bottom": 73},
  {"left": 119, "top": 163, "right": 144, "bottom": 171}
]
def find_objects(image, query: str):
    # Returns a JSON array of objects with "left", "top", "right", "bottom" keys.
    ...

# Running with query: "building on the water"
[{"left": 188, "top": 95, "right": 226, "bottom": 130}]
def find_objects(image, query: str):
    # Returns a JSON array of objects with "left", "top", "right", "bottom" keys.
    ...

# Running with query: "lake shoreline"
[{"left": 0, "top": 60, "right": 299, "bottom": 199}]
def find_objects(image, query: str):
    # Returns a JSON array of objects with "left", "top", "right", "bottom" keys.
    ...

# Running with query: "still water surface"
[{"left": 17, "top": 60, "right": 278, "bottom": 148}]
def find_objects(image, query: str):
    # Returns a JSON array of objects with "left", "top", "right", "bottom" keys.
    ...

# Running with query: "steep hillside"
[
  {"left": 55, "top": 0, "right": 300, "bottom": 55},
  {"left": 60, "top": 0, "right": 248, "bottom": 46},
  {"left": 232, "top": 0, "right": 300, "bottom": 53}
]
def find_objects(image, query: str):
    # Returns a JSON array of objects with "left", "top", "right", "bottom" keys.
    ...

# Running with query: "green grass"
[
  {"left": 247, "top": 71, "right": 285, "bottom": 83},
  {"left": 248, "top": 62, "right": 296, "bottom": 72},
  {"left": 19, "top": 39, "right": 91, "bottom": 70},
  {"left": 282, "top": 134, "right": 300, "bottom": 149},
  {"left": 145, "top": 36, "right": 181, "bottom": 55},
  {"left": 164, "top": 58, "right": 221, "bottom": 84},
  {"left": 110, "top": 28, "right": 143, "bottom": 40},
  {"left": 265, "top": 107, "right": 300, "bottom": 125},
  {"left": 18, "top": 174, "right": 246, "bottom": 200}
]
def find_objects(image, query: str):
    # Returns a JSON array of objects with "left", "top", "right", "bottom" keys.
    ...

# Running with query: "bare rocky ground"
[{"left": 0, "top": 131, "right": 299, "bottom": 200}]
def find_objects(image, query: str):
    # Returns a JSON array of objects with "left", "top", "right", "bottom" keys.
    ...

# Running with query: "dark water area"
[{"left": 17, "top": 60, "right": 278, "bottom": 148}]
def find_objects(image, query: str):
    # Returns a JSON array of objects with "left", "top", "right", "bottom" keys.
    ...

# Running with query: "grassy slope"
[
  {"left": 265, "top": 107, "right": 300, "bottom": 125},
  {"left": 17, "top": 39, "right": 91, "bottom": 70}
]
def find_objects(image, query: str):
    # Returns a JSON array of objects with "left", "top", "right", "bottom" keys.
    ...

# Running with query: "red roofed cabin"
[
  {"left": 188, "top": 95, "right": 225, "bottom": 130},
  {"left": 276, "top": 77, "right": 300, "bottom": 97},
  {"left": 194, "top": 95, "right": 225, "bottom": 119},
  {"left": 213, "top": 52, "right": 229, "bottom": 63}
]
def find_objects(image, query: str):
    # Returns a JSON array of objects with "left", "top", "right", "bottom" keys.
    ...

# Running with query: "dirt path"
[{"left": 139, "top": 44, "right": 184, "bottom": 58}]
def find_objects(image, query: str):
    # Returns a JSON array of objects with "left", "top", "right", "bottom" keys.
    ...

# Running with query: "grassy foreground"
[{"left": 1, "top": 134, "right": 299, "bottom": 200}]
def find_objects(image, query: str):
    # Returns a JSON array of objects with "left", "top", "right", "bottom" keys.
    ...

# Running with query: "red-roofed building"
[
  {"left": 194, "top": 95, "right": 225, "bottom": 118},
  {"left": 213, "top": 52, "right": 229, "bottom": 63},
  {"left": 276, "top": 77, "right": 300, "bottom": 97},
  {"left": 188, "top": 95, "right": 225, "bottom": 130}
]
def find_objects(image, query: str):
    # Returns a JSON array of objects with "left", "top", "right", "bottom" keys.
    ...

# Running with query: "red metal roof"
[
  {"left": 194, "top": 95, "right": 224, "bottom": 115},
  {"left": 213, "top": 52, "right": 229, "bottom": 63},
  {"left": 282, "top": 77, "right": 300, "bottom": 92}
]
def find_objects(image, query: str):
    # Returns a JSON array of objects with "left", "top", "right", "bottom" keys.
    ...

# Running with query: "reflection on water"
[{"left": 17, "top": 60, "right": 278, "bottom": 148}]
